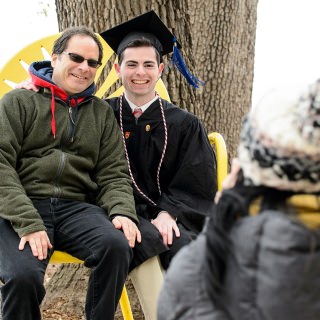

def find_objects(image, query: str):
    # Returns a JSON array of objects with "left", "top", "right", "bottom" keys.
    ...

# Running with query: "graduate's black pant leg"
[
  {"left": 159, "top": 222, "right": 198, "bottom": 269},
  {"left": 129, "top": 216, "right": 168, "bottom": 271}
]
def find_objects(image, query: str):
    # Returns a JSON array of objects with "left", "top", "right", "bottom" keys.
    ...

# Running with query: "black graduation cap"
[
  {"left": 100, "top": 10, "right": 181, "bottom": 57},
  {"left": 100, "top": 10, "right": 204, "bottom": 88}
]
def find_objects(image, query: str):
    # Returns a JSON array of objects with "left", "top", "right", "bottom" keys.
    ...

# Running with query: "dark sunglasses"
[{"left": 62, "top": 51, "right": 102, "bottom": 68}]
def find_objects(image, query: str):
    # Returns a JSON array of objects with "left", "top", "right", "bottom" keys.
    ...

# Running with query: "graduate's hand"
[
  {"left": 112, "top": 216, "right": 141, "bottom": 248},
  {"left": 151, "top": 211, "right": 180, "bottom": 246},
  {"left": 214, "top": 158, "right": 240, "bottom": 203},
  {"left": 19, "top": 231, "right": 53, "bottom": 260},
  {"left": 15, "top": 78, "right": 39, "bottom": 92}
]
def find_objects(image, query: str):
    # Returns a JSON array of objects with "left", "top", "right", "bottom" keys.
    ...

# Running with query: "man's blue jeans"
[{"left": 0, "top": 198, "right": 132, "bottom": 320}]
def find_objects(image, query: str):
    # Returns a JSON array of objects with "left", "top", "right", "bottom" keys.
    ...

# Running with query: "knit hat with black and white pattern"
[{"left": 238, "top": 79, "right": 320, "bottom": 193}]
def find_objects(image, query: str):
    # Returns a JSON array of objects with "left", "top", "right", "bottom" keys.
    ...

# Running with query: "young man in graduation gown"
[{"left": 100, "top": 11, "right": 217, "bottom": 320}]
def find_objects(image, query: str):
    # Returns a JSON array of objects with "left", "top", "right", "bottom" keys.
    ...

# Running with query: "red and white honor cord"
[{"left": 119, "top": 92, "right": 168, "bottom": 206}]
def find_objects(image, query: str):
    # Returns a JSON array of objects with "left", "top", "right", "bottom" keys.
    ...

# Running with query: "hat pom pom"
[
  {"left": 297, "top": 79, "right": 320, "bottom": 144},
  {"left": 171, "top": 38, "right": 205, "bottom": 88}
]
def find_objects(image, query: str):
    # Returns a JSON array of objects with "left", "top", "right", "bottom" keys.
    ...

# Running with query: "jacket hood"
[{"left": 29, "top": 61, "right": 96, "bottom": 138}]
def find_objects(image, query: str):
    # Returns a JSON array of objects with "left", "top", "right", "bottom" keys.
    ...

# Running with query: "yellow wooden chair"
[{"left": 0, "top": 33, "right": 228, "bottom": 319}]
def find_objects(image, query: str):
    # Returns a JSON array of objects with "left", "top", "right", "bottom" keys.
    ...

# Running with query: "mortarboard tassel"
[{"left": 171, "top": 38, "right": 205, "bottom": 88}]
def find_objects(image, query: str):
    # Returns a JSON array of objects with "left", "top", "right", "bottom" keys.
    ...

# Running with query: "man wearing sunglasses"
[{"left": 0, "top": 26, "right": 141, "bottom": 320}]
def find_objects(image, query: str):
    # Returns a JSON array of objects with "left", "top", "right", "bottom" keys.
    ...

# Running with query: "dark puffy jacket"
[{"left": 158, "top": 195, "right": 320, "bottom": 320}]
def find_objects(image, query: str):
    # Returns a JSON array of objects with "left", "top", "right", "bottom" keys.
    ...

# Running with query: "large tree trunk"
[
  {"left": 187, "top": 0, "right": 257, "bottom": 157},
  {"left": 41, "top": 0, "right": 258, "bottom": 318}
]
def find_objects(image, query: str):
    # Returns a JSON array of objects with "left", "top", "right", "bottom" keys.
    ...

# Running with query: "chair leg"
[{"left": 120, "top": 285, "right": 134, "bottom": 320}]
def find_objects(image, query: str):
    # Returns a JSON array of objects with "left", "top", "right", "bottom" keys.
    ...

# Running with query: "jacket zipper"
[
  {"left": 53, "top": 152, "right": 67, "bottom": 198},
  {"left": 68, "top": 106, "right": 76, "bottom": 142}
]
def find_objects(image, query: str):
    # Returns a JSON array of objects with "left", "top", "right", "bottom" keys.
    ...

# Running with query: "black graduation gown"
[{"left": 108, "top": 97, "right": 217, "bottom": 269}]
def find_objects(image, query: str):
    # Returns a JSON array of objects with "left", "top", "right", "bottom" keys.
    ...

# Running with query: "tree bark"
[
  {"left": 41, "top": 264, "right": 88, "bottom": 319},
  {"left": 41, "top": 0, "right": 258, "bottom": 318},
  {"left": 186, "top": 0, "right": 258, "bottom": 158}
]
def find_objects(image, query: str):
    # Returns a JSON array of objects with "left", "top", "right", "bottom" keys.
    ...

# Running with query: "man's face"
[
  {"left": 114, "top": 46, "right": 164, "bottom": 104},
  {"left": 51, "top": 35, "right": 100, "bottom": 95}
]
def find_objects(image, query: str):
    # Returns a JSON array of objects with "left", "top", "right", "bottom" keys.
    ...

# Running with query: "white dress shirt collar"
[{"left": 125, "top": 94, "right": 158, "bottom": 113}]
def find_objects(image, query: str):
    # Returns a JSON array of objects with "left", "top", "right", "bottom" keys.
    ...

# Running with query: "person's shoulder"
[
  {"left": 105, "top": 97, "right": 119, "bottom": 111},
  {"left": 163, "top": 99, "right": 182, "bottom": 112},
  {"left": 163, "top": 99, "right": 202, "bottom": 127},
  {"left": 1, "top": 88, "right": 39, "bottom": 106},
  {"left": 231, "top": 208, "right": 314, "bottom": 247},
  {"left": 91, "top": 96, "right": 114, "bottom": 110},
  {"left": 105, "top": 97, "right": 119, "bottom": 104},
  {"left": 85, "top": 98, "right": 117, "bottom": 123},
  {"left": 3, "top": 88, "right": 36, "bottom": 98},
  {"left": 163, "top": 99, "right": 197, "bottom": 118}
]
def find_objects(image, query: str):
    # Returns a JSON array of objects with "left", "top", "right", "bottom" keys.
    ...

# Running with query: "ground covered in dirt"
[{"left": 41, "top": 265, "right": 144, "bottom": 320}]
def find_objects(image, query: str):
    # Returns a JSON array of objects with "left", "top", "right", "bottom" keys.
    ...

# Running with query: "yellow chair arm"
[
  {"left": 50, "top": 250, "right": 83, "bottom": 264},
  {"left": 208, "top": 132, "right": 228, "bottom": 191}
]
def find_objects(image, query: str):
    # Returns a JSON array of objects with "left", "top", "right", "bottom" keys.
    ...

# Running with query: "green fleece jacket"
[{"left": 0, "top": 88, "right": 138, "bottom": 237}]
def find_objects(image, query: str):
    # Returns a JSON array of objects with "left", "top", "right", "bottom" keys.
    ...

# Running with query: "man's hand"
[
  {"left": 19, "top": 230, "right": 53, "bottom": 260},
  {"left": 15, "top": 78, "right": 39, "bottom": 92},
  {"left": 112, "top": 216, "right": 142, "bottom": 248},
  {"left": 151, "top": 211, "right": 180, "bottom": 246}
]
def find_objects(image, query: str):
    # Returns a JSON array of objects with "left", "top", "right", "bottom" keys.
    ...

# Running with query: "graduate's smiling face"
[{"left": 115, "top": 46, "right": 164, "bottom": 105}]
